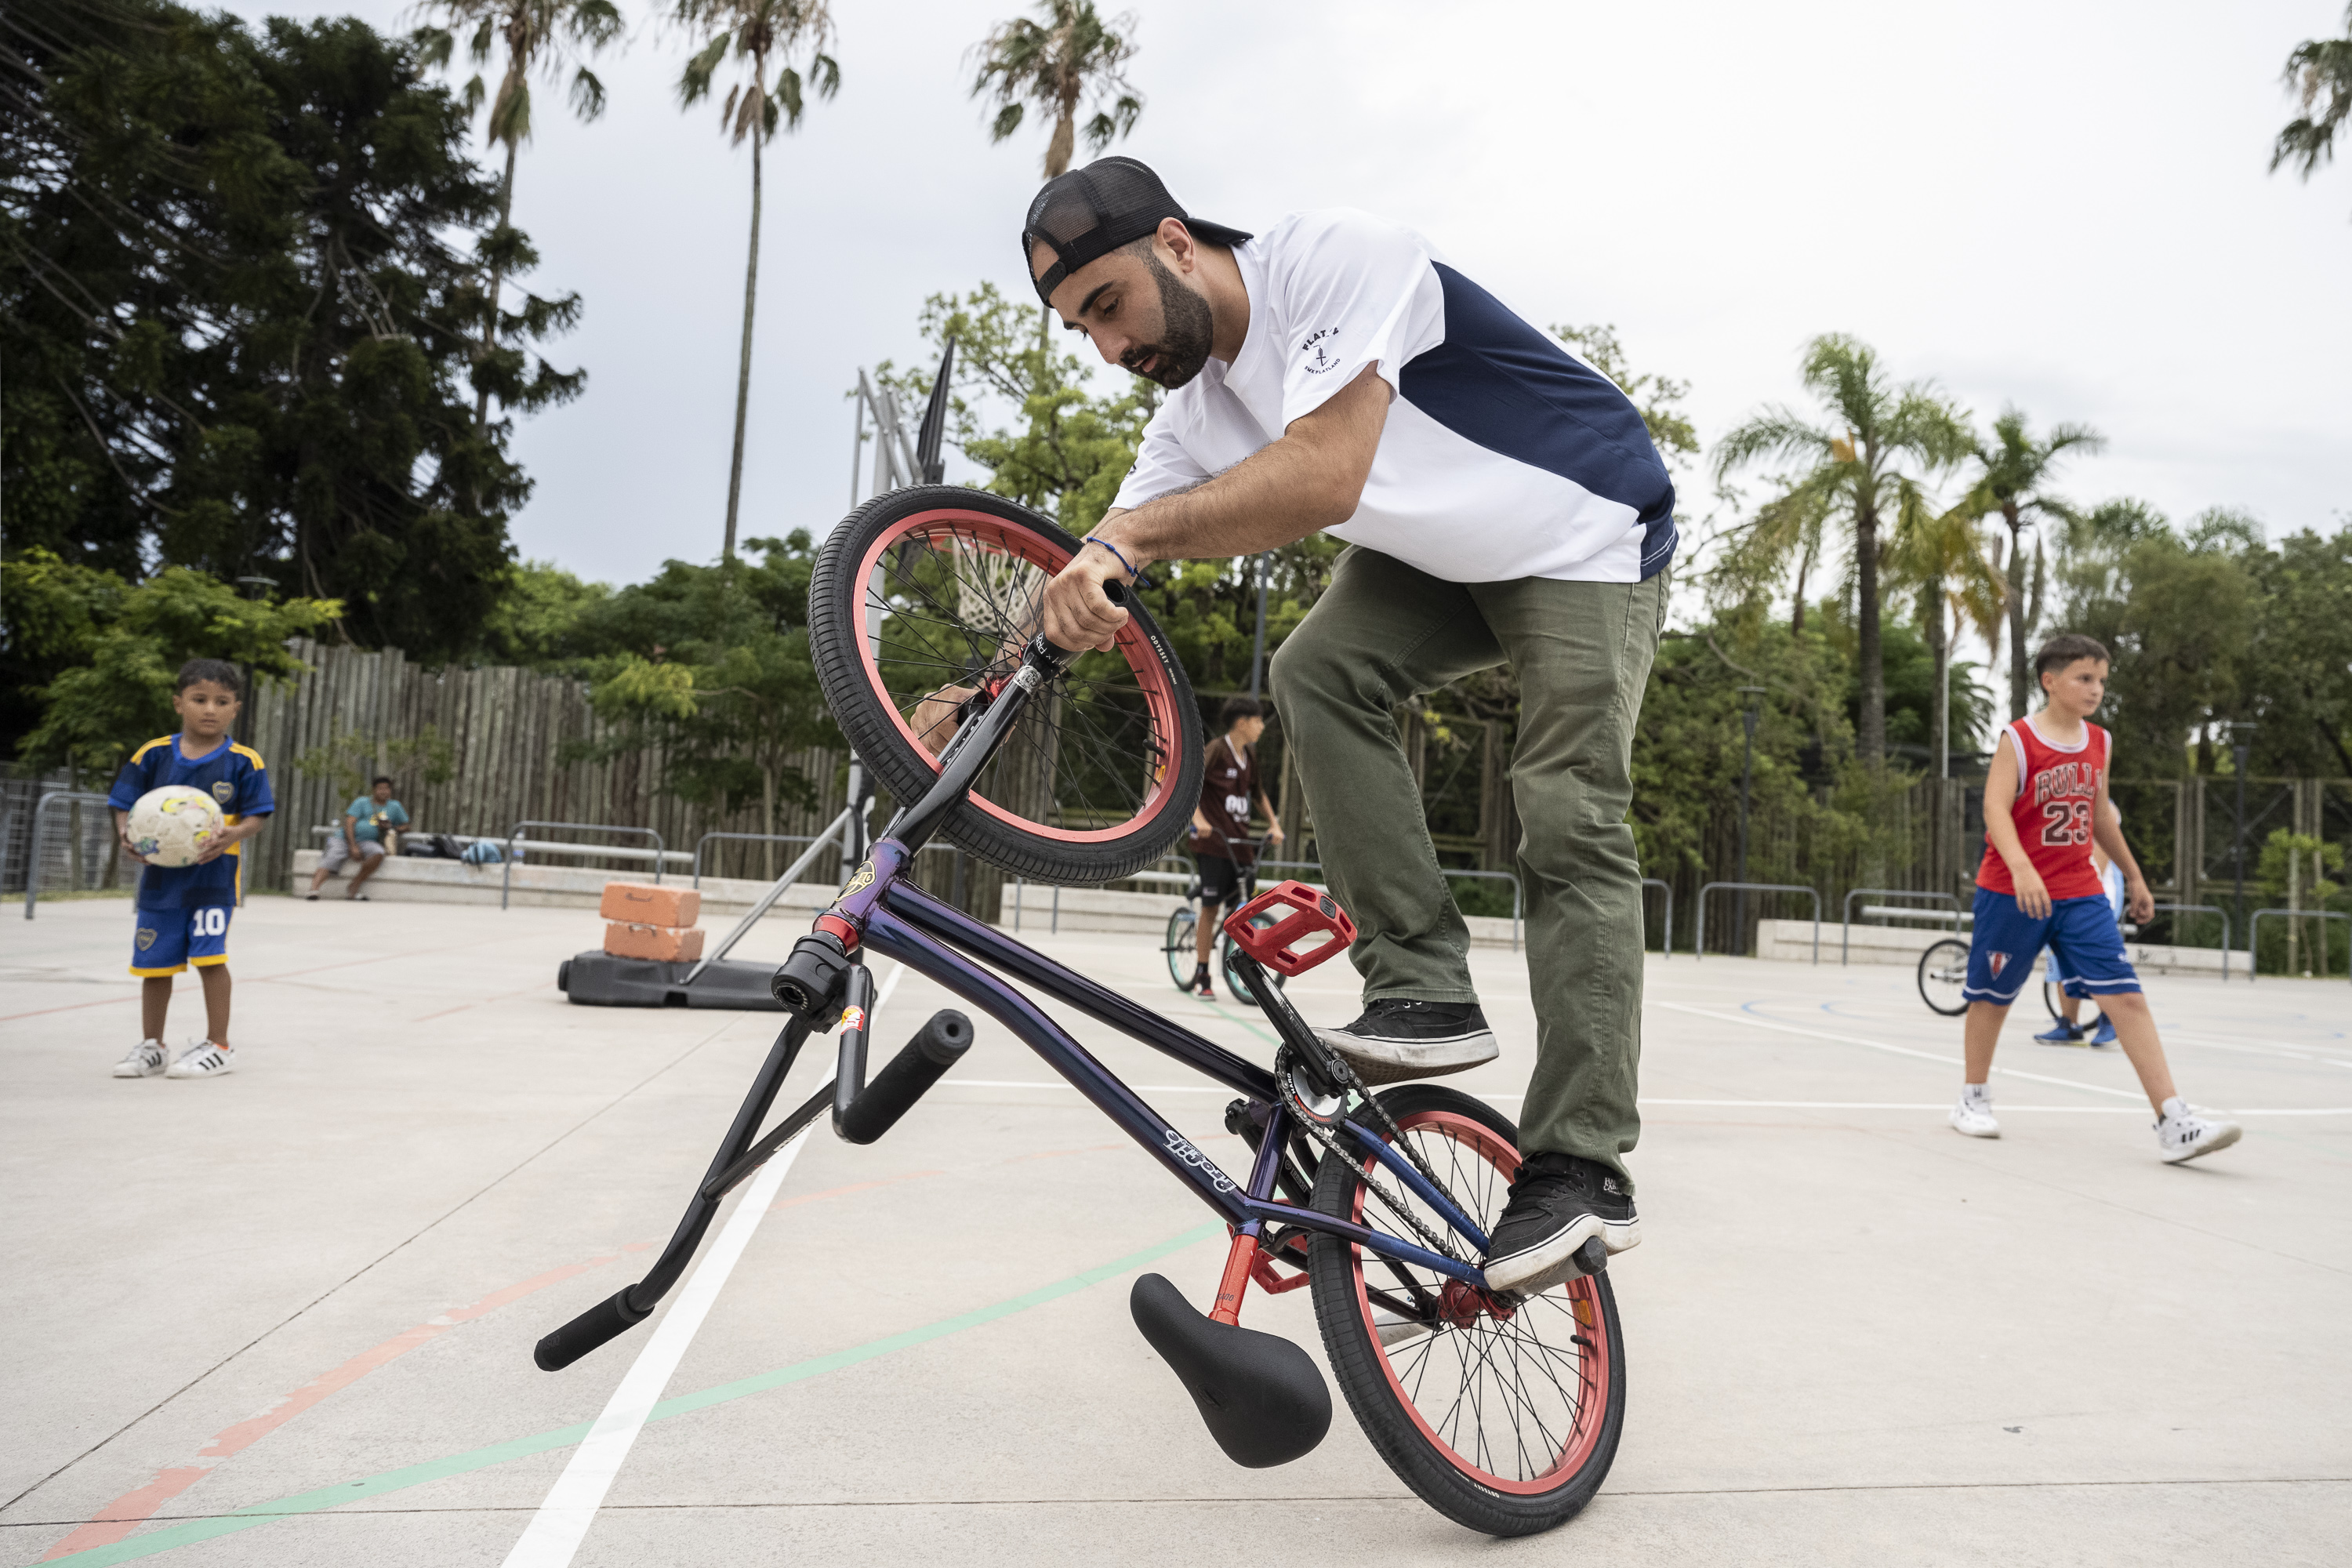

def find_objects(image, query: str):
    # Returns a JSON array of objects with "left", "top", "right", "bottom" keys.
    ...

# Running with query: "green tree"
[
  {"left": 1955, "top": 407, "right": 2104, "bottom": 718},
  {"left": 5, "top": 553, "right": 339, "bottom": 783},
  {"left": 477, "top": 558, "right": 615, "bottom": 668},
  {"left": 2274, "top": 3, "right": 2352, "bottom": 216},
  {"left": 1713, "top": 335, "right": 1973, "bottom": 767},
  {"left": 2056, "top": 504, "right": 2254, "bottom": 776},
  {"left": 2, "top": 0, "right": 572, "bottom": 664},
  {"left": 969, "top": 0, "right": 1142, "bottom": 180},
  {"left": 674, "top": 0, "right": 840, "bottom": 564},
  {"left": 2241, "top": 525, "right": 2352, "bottom": 775},
  {"left": 568, "top": 534, "right": 837, "bottom": 874},
  {"left": 1886, "top": 490, "right": 2004, "bottom": 776},
  {"left": 413, "top": 0, "right": 624, "bottom": 434}
]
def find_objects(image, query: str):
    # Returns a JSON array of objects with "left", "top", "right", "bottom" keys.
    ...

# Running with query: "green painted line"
[
  {"left": 34, "top": 1221, "right": 1224, "bottom": 1568},
  {"left": 1192, "top": 993, "right": 1282, "bottom": 1049}
]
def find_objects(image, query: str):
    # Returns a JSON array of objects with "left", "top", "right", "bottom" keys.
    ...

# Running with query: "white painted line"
[
  {"left": 500, "top": 966, "right": 902, "bottom": 1568},
  {"left": 1650, "top": 1000, "right": 2149, "bottom": 1101}
]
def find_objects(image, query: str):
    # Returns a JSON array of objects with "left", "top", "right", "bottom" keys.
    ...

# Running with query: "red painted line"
[
  {"left": 770, "top": 1171, "right": 945, "bottom": 1212},
  {"left": 41, "top": 1252, "right": 628, "bottom": 1559}
]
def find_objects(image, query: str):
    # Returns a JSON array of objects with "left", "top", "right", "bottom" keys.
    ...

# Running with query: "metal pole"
[
  {"left": 1247, "top": 553, "right": 1270, "bottom": 700},
  {"left": 2229, "top": 725, "right": 2255, "bottom": 943},
  {"left": 681, "top": 805, "right": 858, "bottom": 985},
  {"left": 1735, "top": 688, "right": 1764, "bottom": 954},
  {"left": 849, "top": 391, "right": 866, "bottom": 508}
]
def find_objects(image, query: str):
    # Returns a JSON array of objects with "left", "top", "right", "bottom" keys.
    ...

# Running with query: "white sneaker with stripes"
[
  {"left": 2158, "top": 1098, "right": 2239, "bottom": 1163},
  {"left": 114, "top": 1040, "right": 167, "bottom": 1078},
  {"left": 166, "top": 1041, "right": 237, "bottom": 1079}
]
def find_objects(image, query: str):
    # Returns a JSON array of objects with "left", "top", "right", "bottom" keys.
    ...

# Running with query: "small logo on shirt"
[
  {"left": 211, "top": 780, "right": 234, "bottom": 804},
  {"left": 1298, "top": 326, "right": 1341, "bottom": 374}
]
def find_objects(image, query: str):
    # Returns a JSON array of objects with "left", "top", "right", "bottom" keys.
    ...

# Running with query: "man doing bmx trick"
[{"left": 1029, "top": 158, "right": 1677, "bottom": 1296}]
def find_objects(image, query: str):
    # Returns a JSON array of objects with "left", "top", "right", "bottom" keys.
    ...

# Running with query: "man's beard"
[{"left": 1125, "top": 249, "right": 1216, "bottom": 388}]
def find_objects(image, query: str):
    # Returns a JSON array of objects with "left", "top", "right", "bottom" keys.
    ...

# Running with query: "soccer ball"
[{"left": 129, "top": 786, "right": 226, "bottom": 868}]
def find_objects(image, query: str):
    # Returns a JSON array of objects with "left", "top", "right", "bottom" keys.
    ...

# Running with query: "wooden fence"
[{"left": 238, "top": 641, "right": 858, "bottom": 897}]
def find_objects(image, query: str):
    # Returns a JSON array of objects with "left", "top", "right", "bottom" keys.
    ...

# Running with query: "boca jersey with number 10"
[{"left": 1976, "top": 717, "right": 2110, "bottom": 902}]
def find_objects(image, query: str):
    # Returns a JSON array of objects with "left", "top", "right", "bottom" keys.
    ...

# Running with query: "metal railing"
[
  {"left": 1695, "top": 881, "right": 1822, "bottom": 963},
  {"left": 2245, "top": 909, "right": 2350, "bottom": 984},
  {"left": 2145, "top": 902, "right": 2234, "bottom": 980},
  {"left": 20, "top": 791, "right": 114, "bottom": 920},
  {"left": 692, "top": 832, "right": 829, "bottom": 888},
  {"left": 1641, "top": 878, "right": 1673, "bottom": 958},
  {"left": 683, "top": 806, "right": 862, "bottom": 984},
  {"left": 503, "top": 822, "right": 670, "bottom": 909},
  {"left": 1841, "top": 888, "right": 1959, "bottom": 964}
]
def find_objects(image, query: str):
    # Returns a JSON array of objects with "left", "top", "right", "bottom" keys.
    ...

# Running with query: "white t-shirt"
[{"left": 1110, "top": 209, "right": 1677, "bottom": 583}]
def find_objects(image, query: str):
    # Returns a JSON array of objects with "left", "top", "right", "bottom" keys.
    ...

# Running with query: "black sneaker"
[
  {"left": 1313, "top": 998, "right": 1499, "bottom": 1085},
  {"left": 1480, "top": 1152, "right": 1640, "bottom": 1296}
]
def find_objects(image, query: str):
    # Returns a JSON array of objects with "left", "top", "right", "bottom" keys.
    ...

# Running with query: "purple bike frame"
[{"left": 835, "top": 839, "right": 1485, "bottom": 1285}]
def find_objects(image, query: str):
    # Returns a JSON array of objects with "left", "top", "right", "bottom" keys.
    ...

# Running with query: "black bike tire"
[
  {"left": 808, "top": 487, "right": 1203, "bottom": 884},
  {"left": 1918, "top": 938, "right": 1971, "bottom": 1017},
  {"left": 1308, "top": 1086, "right": 1626, "bottom": 1537},
  {"left": 1165, "top": 908, "right": 1197, "bottom": 993}
]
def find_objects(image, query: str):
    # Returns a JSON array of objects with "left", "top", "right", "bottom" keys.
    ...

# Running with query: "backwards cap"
[{"left": 1022, "top": 156, "right": 1252, "bottom": 305}]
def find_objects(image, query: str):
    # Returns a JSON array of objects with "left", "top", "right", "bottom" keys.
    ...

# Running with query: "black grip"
[
  {"left": 837, "top": 1009, "right": 974, "bottom": 1145},
  {"left": 534, "top": 1287, "right": 650, "bottom": 1371}
]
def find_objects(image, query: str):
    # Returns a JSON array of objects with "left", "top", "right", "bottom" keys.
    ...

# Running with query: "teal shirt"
[{"left": 346, "top": 797, "right": 409, "bottom": 842}]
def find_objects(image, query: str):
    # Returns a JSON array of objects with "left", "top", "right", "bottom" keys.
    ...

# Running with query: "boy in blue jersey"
[{"left": 107, "top": 659, "right": 275, "bottom": 1079}]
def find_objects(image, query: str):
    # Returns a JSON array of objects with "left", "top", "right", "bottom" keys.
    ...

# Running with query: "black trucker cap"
[{"left": 1022, "top": 156, "right": 1253, "bottom": 305}]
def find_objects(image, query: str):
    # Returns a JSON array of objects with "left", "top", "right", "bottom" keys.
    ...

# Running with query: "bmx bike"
[
  {"left": 532, "top": 488, "right": 1624, "bottom": 1537},
  {"left": 1163, "top": 829, "right": 1285, "bottom": 1007}
]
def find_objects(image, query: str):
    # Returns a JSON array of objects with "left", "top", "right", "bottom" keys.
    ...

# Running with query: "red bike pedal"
[{"left": 1221, "top": 880, "right": 1356, "bottom": 976}]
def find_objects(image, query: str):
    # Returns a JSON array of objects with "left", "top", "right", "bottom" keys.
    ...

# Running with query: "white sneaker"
[
  {"left": 2157, "top": 1098, "right": 2240, "bottom": 1163},
  {"left": 1949, "top": 1093, "right": 2000, "bottom": 1138},
  {"left": 114, "top": 1040, "right": 167, "bottom": 1078},
  {"left": 166, "top": 1041, "right": 237, "bottom": 1079}
]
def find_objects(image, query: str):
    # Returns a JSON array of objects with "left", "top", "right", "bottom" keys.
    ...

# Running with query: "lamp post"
[
  {"left": 1247, "top": 552, "right": 1270, "bottom": 701},
  {"left": 1735, "top": 686, "right": 1766, "bottom": 953},
  {"left": 234, "top": 575, "right": 274, "bottom": 601},
  {"left": 2226, "top": 721, "right": 2257, "bottom": 944}
]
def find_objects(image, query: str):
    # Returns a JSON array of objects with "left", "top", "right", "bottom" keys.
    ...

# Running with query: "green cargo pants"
[{"left": 1268, "top": 546, "right": 1664, "bottom": 1187}]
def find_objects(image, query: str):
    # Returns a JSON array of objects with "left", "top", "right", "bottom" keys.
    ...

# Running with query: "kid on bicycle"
[
  {"left": 1952, "top": 633, "right": 2238, "bottom": 1161},
  {"left": 1186, "top": 696, "right": 1283, "bottom": 998}
]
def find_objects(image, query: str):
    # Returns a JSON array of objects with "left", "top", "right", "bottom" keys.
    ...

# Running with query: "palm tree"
[
  {"left": 1958, "top": 408, "right": 2103, "bottom": 719},
  {"left": 2274, "top": 3, "right": 2352, "bottom": 214},
  {"left": 1715, "top": 335, "right": 1973, "bottom": 767},
  {"left": 1889, "top": 492, "right": 2004, "bottom": 779},
  {"left": 673, "top": 0, "right": 840, "bottom": 564},
  {"left": 414, "top": 0, "right": 625, "bottom": 433},
  {"left": 969, "top": 1, "right": 1142, "bottom": 180}
]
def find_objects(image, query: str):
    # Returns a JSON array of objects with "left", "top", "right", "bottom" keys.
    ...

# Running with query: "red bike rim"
[
  {"left": 1348, "top": 1109, "right": 1613, "bottom": 1494},
  {"left": 851, "top": 510, "right": 1182, "bottom": 843}
]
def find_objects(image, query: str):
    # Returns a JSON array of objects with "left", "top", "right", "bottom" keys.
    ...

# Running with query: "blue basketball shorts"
[
  {"left": 130, "top": 904, "right": 234, "bottom": 977},
  {"left": 1965, "top": 890, "right": 2137, "bottom": 1006}
]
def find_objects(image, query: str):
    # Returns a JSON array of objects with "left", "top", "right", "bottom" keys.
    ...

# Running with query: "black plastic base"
[
  {"left": 557, "top": 951, "right": 785, "bottom": 1011},
  {"left": 1131, "top": 1272, "right": 1331, "bottom": 1468}
]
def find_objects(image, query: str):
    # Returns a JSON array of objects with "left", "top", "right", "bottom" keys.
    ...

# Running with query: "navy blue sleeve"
[
  {"left": 235, "top": 753, "right": 275, "bottom": 817},
  {"left": 107, "top": 750, "right": 153, "bottom": 811}
]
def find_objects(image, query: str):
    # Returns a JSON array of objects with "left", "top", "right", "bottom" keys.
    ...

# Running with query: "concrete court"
[{"left": 3, "top": 892, "right": 2347, "bottom": 1567}]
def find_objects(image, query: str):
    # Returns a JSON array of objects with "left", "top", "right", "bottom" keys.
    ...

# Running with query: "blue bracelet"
[{"left": 1082, "top": 535, "right": 1152, "bottom": 586}]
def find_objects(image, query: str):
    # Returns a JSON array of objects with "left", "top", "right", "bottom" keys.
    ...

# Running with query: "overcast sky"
[{"left": 233, "top": 0, "right": 2350, "bottom": 601}]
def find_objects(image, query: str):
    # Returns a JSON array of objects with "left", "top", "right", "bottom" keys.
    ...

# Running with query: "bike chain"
[{"left": 1276, "top": 1047, "right": 1468, "bottom": 1267}]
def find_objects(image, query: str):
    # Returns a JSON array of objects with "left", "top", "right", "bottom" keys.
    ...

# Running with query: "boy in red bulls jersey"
[{"left": 1951, "top": 634, "right": 2238, "bottom": 1162}]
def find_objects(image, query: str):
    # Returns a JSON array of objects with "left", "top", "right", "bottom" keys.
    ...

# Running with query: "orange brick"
[
  {"left": 599, "top": 881, "right": 699, "bottom": 927},
  {"left": 602, "top": 923, "right": 705, "bottom": 962}
]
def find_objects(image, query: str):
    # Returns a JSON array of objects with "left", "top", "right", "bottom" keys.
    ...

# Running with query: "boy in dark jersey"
[
  {"left": 1186, "top": 696, "right": 1284, "bottom": 998},
  {"left": 1951, "top": 634, "right": 2236, "bottom": 1161},
  {"left": 107, "top": 659, "right": 275, "bottom": 1080}
]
